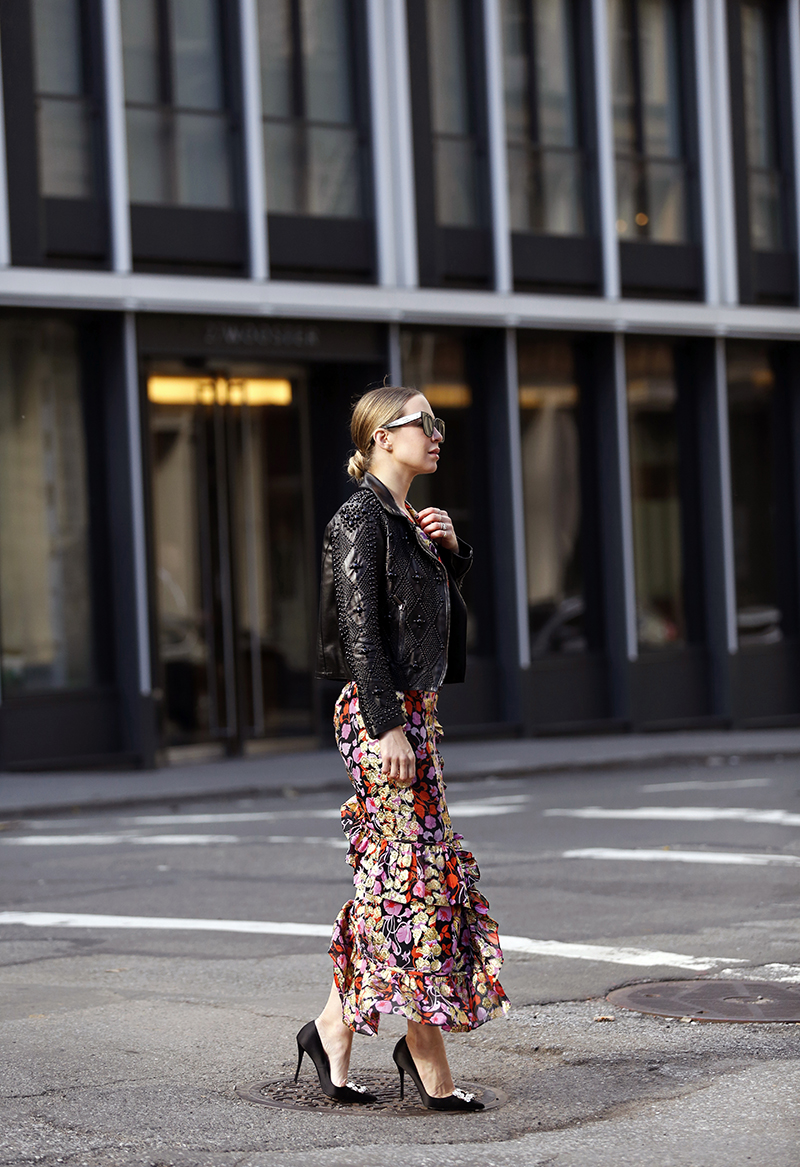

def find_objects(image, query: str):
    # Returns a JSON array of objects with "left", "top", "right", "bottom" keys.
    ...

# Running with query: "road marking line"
[
  {"left": 0, "top": 911, "right": 333, "bottom": 937},
  {"left": 1, "top": 834, "right": 347, "bottom": 848},
  {"left": 545, "top": 806, "right": 800, "bottom": 825},
  {"left": 640, "top": 778, "right": 773, "bottom": 792},
  {"left": 1, "top": 834, "right": 241, "bottom": 846},
  {"left": 500, "top": 935, "right": 741, "bottom": 971},
  {"left": 0, "top": 911, "right": 743, "bottom": 972},
  {"left": 131, "top": 809, "right": 341, "bottom": 825},
  {"left": 127, "top": 796, "right": 529, "bottom": 827},
  {"left": 564, "top": 847, "right": 800, "bottom": 866}
]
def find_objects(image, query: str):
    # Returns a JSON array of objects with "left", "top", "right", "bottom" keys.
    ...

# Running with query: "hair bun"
[{"left": 347, "top": 449, "right": 367, "bottom": 480}]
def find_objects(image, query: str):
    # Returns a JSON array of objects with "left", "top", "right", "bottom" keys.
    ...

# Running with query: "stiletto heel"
[
  {"left": 392, "top": 1036, "right": 484, "bottom": 1112},
  {"left": 398, "top": 1065, "right": 405, "bottom": 1100},
  {"left": 294, "top": 1021, "right": 377, "bottom": 1104}
]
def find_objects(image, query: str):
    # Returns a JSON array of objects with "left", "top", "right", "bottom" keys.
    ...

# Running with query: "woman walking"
[{"left": 297, "top": 385, "right": 509, "bottom": 1111}]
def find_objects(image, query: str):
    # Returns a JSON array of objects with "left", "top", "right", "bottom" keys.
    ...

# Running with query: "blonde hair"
[{"left": 347, "top": 384, "right": 418, "bottom": 481}]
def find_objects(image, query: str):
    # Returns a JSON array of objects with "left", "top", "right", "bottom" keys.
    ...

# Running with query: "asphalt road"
[{"left": 2, "top": 756, "right": 800, "bottom": 1165}]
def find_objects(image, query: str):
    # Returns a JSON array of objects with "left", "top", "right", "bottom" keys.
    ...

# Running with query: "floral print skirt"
[{"left": 329, "top": 681, "right": 510, "bottom": 1035}]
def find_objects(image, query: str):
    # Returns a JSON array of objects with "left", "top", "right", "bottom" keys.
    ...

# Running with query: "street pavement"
[{"left": 1, "top": 750, "right": 800, "bottom": 1165}]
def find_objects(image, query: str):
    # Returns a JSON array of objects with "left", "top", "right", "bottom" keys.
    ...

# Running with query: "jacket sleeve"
[
  {"left": 330, "top": 508, "right": 406, "bottom": 739},
  {"left": 439, "top": 537, "right": 473, "bottom": 589}
]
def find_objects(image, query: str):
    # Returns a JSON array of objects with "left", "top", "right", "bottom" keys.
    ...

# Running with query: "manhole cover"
[
  {"left": 607, "top": 979, "right": 800, "bottom": 1023},
  {"left": 236, "top": 1072, "right": 506, "bottom": 1114}
]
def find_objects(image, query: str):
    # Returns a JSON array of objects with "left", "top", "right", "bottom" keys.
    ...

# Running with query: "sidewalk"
[{"left": 2, "top": 726, "right": 800, "bottom": 817}]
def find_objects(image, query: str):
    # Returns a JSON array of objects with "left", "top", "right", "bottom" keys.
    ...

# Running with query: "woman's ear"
[{"left": 373, "top": 427, "right": 392, "bottom": 451}]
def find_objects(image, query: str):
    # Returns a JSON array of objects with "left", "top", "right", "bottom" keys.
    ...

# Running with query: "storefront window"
[
  {"left": 257, "top": 0, "right": 365, "bottom": 218},
  {"left": 518, "top": 334, "right": 585, "bottom": 655},
  {"left": 0, "top": 318, "right": 93, "bottom": 693},
  {"left": 741, "top": 1, "right": 784, "bottom": 251},
  {"left": 502, "top": 0, "right": 585, "bottom": 235},
  {"left": 626, "top": 339, "right": 686, "bottom": 649},
  {"left": 32, "top": 0, "right": 99, "bottom": 199},
  {"left": 426, "top": 0, "right": 484, "bottom": 227},
  {"left": 611, "top": 0, "right": 688, "bottom": 242},
  {"left": 727, "top": 342, "right": 782, "bottom": 645},
  {"left": 121, "top": 0, "right": 234, "bottom": 208}
]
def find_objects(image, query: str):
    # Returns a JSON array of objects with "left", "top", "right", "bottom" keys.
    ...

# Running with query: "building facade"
[{"left": 1, "top": 0, "right": 799, "bottom": 770}]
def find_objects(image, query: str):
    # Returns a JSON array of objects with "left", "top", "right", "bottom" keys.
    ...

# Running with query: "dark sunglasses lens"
[{"left": 422, "top": 414, "right": 445, "bottom": 439}]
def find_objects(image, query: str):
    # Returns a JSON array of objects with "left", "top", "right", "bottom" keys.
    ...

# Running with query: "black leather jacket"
[{"left": 316, "top": 473, "right": 473, "bottom": 738}]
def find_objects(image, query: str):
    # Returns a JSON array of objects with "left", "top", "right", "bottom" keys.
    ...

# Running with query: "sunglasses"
[{"left": 381, "top": 411, "right": 446, "bottom": 440}]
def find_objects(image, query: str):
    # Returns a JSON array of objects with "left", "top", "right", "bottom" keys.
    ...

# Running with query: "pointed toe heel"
[
  {"left": 294, "top": 1021, "right": 377, "bottom": 1104},
  {"left": 392, "top": 1036, "right": 484, "bottom": 1112}
]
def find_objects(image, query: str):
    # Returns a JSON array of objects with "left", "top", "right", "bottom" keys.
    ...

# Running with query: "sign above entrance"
[{"left": 137, "top": 315, "right": 386, "bottom": 363}]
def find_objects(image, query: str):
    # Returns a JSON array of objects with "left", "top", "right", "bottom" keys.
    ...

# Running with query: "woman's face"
[{"left": 380, "top": 394, "right": 443, "bottom": 477}]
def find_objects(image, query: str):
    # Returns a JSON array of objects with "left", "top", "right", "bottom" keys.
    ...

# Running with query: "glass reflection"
[
  {"left": 427, "top": 0, "right": 482, "bottom": 227},
  {"left": 258, "top": 0, "right": 364, "bottom": 218},
  {"left": 122, "top": 0, "right": 234, "bottom": 208},
  {"left": 610, "top": 0, "right": 688, "bottom": 242},
  {"left": 518, "top": 335, "right": 585, "bottom": 656},
  {"left": 727, "top": 342, "right": 782, "bottom": 645},
  {"left": 741, "top": 1, "right": 784, "bottom": 251},
  {"left": 626, "top": 340, "right": 685, "bottom": 649},
  {"left": 0, "top": 318, "right": 93, "bottom": 693},
  {"left": 33, "top": 0, "right": 98, "bottom": 199},
  {"left": 502, "top": 0, "right": 585, "bottom": 235}
]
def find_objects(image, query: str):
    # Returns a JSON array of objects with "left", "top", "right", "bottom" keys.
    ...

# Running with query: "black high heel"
[
  {"left": 294, "top": 1021, "right": 377, "bottom": 1104},
  {"left": 392, "top": 1036, "right": 484, "bottom": 1111}
]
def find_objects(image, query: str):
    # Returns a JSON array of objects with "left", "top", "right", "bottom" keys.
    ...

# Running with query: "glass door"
[{"left": 147, "top": 369, "right": 314, "bottom": 750}]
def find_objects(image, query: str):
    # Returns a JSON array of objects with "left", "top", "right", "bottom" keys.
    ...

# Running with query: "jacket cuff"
[
  {"left": 441, "top": 538, "right": 473, "bottom": 584},
  {"left": 361, "top": 698, "right": 406, "bottom": 740}
]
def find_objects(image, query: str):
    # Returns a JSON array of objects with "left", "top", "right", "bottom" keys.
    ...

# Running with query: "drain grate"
[
  {"left": 607, "top": 979, "right": 800, "bottom": 1023},
  {"left": 235, "top": 1072, "right": 506, "bottom": 1114}
]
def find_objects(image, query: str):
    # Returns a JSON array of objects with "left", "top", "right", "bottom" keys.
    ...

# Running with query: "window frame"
[
  {"left": 124, "top": 0, "right": 248, "bottom": 275},
  {"left": 613, "top": 0, "right": 704, "bottom": 299},
  {"left": 0, "top": 0, "right": 109, "bottom": 268},
  {"left": 406, "top": 0, "right": 493, "bottom": 288},
  {"left": 505, "top": 0, "right": 604, "bottom": 292},
  {"left": 726, "top": 0, "right": 798, "bottom": 304},
  {"left": 262, "top": 0, "right": 376, "bottom": 281}
]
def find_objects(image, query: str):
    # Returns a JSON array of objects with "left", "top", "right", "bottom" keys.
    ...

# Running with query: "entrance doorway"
[{"left": 147, "top": 367, "right": 315, "bottom": 751}]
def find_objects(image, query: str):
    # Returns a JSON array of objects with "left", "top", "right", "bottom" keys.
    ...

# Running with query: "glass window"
[
  {"left": 426, "top": 0, "right": 484, "bottom": 227},
  {"left": 0, "top": 318, "right": 94, "bottom": 694},
  {"left": 257, "top": 0, "right": 365, "bottom": 218},
  {"left": 727, "top": 342, "right": 783, "bottom": 644},
  {"left": 518, "top": 335, "right": 586, "bottom": 656},
  {"left": 32, "top": 0, "right": 99, "bottom": 199},
  {"left": 741, "top": 1, "right": 785, "bottom": 251},
  {"left": 626, "top": 339, "right": 686, "bottom": 649},
  {"left": 501, "top": 0, "right": 585, "bottom": 235},
  {"left": 401, "top": 329, "right": 494, "bottom": 655},
  {"left": 121, "top": 0, "right": 234, "bottom": 208},
  {"left": 610, "top": 0, "right": 688, "bottom": 242}
]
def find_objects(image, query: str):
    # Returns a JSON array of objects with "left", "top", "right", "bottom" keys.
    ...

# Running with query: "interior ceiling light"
[
  {"left": 147, "top": 376, "right": 292, "bottom": 407},
  {"left": 423, "top": 384, "right": 472, "bottom": 408}
]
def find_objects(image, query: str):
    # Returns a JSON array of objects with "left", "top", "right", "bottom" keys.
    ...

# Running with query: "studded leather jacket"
[{"left": 316, "top": 473, "right": 473, "bottom": 739}]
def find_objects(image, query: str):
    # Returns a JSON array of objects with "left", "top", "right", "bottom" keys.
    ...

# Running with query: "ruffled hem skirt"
[{"left": 329, "top": 682, "right": 510, "bottom": 1036}]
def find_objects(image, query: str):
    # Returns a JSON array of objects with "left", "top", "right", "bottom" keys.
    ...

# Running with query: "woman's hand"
[
  {"left": 416, "top": 507, "right": 459, "bottom": 553},
  {"left": 379, "top": 725, "right": 416, "bottom": 786}
]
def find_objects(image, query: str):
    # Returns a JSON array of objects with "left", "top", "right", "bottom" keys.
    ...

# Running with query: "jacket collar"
[
  {"left": 362, "top": 472, "right": 409, "bottom": 520},
  {"left": 362, "top": 473, "right": 443, "bottom": 568}
]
